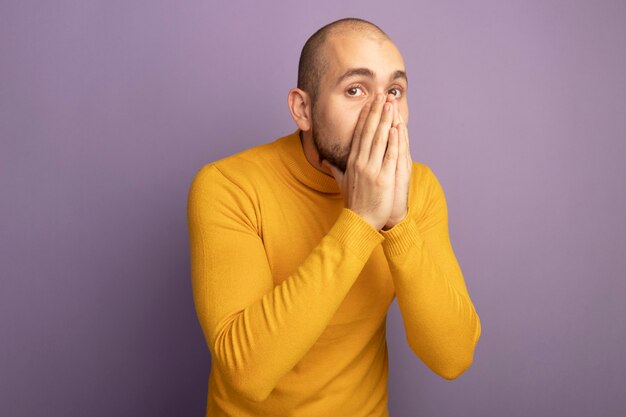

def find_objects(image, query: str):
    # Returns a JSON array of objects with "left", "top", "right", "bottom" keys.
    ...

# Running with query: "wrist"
[
  {"left": 383, "top": 210, "right": 408, "bottom": 231},
  {"left": 380, "top": 214, "right": 424, "bottom": 258},
  {"left": 350, "top": 208, "right": 385, "bottom": 231}
]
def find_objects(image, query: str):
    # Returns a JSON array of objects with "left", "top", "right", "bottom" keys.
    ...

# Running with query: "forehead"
[{"left": 322, "top": 31, "right": 406, "bottom": 84}]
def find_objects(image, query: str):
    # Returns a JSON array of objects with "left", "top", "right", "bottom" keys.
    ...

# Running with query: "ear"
[{"left": 288, "top": 88, "right": 312, "bottom": 132}]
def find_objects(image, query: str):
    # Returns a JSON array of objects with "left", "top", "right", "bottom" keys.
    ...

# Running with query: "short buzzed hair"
[{"left": 297, "top": 18, "right": 389, "bottom": 106}]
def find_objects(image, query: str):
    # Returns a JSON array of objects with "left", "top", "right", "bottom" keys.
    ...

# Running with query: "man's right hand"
[{"left": 323, "top": 93, "right": 399, "bottom": 231}]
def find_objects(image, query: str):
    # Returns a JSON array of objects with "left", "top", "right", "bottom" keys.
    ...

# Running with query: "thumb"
[{"left": 321, "top": 160, "right": 344, "bottom": 184}]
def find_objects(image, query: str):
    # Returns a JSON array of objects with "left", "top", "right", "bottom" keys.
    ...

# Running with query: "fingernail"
[
  {"left": 384, "top": 103, "right": 391, "bottom": 112},
  {"left": 375, "top": 94, "right": 383, "bottom": 103}
]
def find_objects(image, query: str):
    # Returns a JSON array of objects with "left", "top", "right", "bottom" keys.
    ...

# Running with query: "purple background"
[{"left": 1, "top": 1, "right": 625, "bottom": 416}]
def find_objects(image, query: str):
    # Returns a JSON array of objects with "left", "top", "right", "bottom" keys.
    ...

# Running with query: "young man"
[{"left": 187, "top": 17, "right": 481, "bottom": 417}]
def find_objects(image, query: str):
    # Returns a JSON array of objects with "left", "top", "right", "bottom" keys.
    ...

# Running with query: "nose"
[{"left": 365, "top": 93, "right": 393, "bottom": 107}]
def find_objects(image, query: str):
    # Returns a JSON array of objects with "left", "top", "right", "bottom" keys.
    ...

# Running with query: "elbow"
[
  {"left": 411, "top": 329, "right": 479, "bottom": 381},
  {"left": 438, "top": 315, "right": 482, "bottom": 380},
  {"left": 211, "top": 321, "right": 276, "bottom": 403},
  {"left": 212, "top": 353, "right": 274, "bottom": 403},
  {"left": 246, "top": 390, "right": 272, "bottom": 403},
  {"left": 413, "top": 347, "right": 477, "bottom": 381},
  {"left": 231, "top": 380, "right": 272, "bottom": 403},
  {"left": 213, "top": 362, "right": 274, "bottom": 403},
  {"left": 436, "top": 353, "right": 475, "bottom": 381},
  {"left": 437, "top": 330, "right": 480, "bottom": 381}
]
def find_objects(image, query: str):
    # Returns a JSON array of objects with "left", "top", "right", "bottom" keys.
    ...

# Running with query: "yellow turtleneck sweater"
[{"left": 187, "top": 130, "right": 481, "bottom": 416}]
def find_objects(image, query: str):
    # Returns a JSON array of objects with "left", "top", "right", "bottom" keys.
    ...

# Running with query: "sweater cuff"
[
  {"left": 379, "top": 214, "right": 424, "bottom": 258},
  {"left": 327, "top": 208, "right": 384, "bottom": 263}
]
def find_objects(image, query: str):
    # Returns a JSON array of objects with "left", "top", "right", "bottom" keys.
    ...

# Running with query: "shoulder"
[
  {"left": 409, "top": 161, "right": 443, "bottom": 199},
  {"left": 408, "top": 161, "right": 448, "bottom": 223},
  {"left": 189, "top": 140, "right": 281, "bottom": 195},
  {"left": 411, "top": 161, "right": 435, "bottom": 185},
  {"left": 187, "top": 141, "right": 283, "bottom": 231}
]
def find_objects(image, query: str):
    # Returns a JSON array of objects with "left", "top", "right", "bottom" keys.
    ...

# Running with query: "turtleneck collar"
[{"left": 277, "top": 130, "right": 341, "bottom": 194}]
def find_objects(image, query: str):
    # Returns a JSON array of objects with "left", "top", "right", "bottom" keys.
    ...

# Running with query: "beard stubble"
[{"left": 311, "top": 106, "right": 350, "bottom": 174}]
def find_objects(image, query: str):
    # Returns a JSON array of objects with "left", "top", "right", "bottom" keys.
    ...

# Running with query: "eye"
[
  {"left": 388, "top": 87, "right": 403, "bottom": 99},
  {"left": 346, "top": 86, "right": 365, "bottom": 96}
]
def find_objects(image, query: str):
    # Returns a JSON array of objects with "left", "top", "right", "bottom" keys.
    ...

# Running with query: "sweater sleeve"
[
  {"left": 379, "top": 165, "right": 481, "bottom": 380},
  {"left": 187, "top": 164, "right": 383, "bottom": 402}
]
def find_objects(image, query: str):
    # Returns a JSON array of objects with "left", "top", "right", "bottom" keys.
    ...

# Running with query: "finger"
[
  {"left": 398, "top": 109, "right": 406, "bottom": 129},
  {"left": 380, "top": 126, "right": 399, "bottom": 178},
  {"left": 358, "top": 93, "right": 386, "bottom": 160},
  {"left": 349, "top": 101, "right": 372, "bottom": 164},
  {"left": 397, "top": 122, "right": 407, "bottom": 170},
  {"left": 396, "top": 111, "right": 412, "bottom": 164},
  {"left": 392, "top": 97, "right": 400, "bottom": 128},
  {"left": 405, "top": 124, "right": 413, "bottom": 169},
  {"left": 321, "top": 160, "right": 344, "bottom": 184},
  {"left": 368, "top": 99, "right": 395, "bottom": 165},
  {"left": 401, "top": 124, "right": 413, "bottom": 171},
  {"left": 395, "top": 123, "right": 411, "bottom": 170}
]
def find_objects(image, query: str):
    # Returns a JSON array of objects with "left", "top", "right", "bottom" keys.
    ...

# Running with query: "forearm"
[
  {"left": 190, "top": 208, "right": 382, "bottom": 402},
  {"left": 381, "top": 216, "right": 481, "bottom": 380}
]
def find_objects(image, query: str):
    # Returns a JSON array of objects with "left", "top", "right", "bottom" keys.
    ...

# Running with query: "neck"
[{"left": 299, "top": 130, "right": 334, "bottom": 177}]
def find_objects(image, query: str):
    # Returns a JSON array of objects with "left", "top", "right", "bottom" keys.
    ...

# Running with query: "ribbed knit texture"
[{"left": 187, "top": 130, "right": 481, "bottom": 417}]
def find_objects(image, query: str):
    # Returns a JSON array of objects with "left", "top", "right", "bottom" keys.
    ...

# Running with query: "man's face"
[{"left": 310, "top": 31, "right": 409, "bottom": 173}]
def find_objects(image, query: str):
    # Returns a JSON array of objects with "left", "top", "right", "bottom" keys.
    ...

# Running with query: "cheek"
[
  {"left": 348, "top": 107, "right": 365, "bottom": 134},
  {"left": 327, "top": 103, "right": 362, "bottom": 137}
]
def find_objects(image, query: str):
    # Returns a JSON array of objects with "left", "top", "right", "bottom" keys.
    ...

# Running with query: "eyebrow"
[{"left": 335, "top": 68, "right": 408, "bottom": 86}]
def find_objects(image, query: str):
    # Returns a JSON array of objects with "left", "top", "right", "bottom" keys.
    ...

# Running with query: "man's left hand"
[{"left": 383, "top": 103, "right": 413, "bottom": 230}]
